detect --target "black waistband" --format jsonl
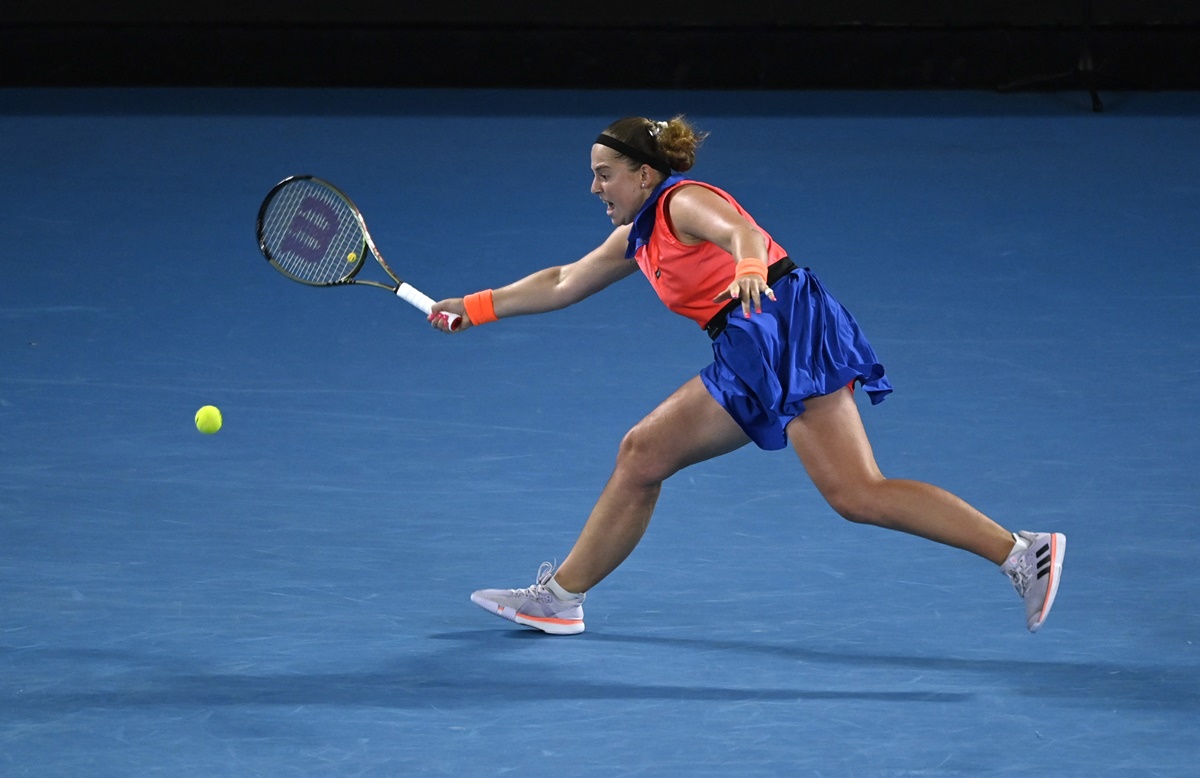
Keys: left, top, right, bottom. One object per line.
{"left": 705, "top": 257, "right": 799, "bottom": 340}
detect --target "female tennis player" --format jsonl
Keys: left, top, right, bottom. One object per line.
{"left": 430, "top": 115, "right": 1065, "bottom": 635}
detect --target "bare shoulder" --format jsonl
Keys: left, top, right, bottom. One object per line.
{"left": 599, "top": 224, "right": 634, "bottom": 255}
{"left": 663, "top": 184, "right": 743, "bottom": 245}
{"left": 561, "top": 225, "right": 638, "bottom": 295}
{"left": 664, "top": 182, "right": 732, "bottom": 216}
{"left": 580, "top": 224, "right": 635, "bottom": 265}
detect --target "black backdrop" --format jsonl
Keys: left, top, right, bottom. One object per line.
{"left": 3, "top": 1, "right": 1198, "bottom": 89}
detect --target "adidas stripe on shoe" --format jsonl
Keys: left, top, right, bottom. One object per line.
{"left": 1001, "top": 531, "right": 1066, "bottom": 632}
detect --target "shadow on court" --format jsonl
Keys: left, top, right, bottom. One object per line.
{"left": 4, "top": 632, "right": 1194, "bottom": 718}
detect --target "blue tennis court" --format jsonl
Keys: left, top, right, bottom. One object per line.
{"left": 2, "top": 87, "right": 1197, "bottom": 776}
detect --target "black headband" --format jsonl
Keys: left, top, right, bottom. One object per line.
{"left": 594, "top": 134, "right": 671, "bottom": 175}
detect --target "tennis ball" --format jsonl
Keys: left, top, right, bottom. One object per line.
{"left": 347, "top": 251, "right": 358, "bottom": 262}
{"left": 195, "top": 405, "right": 222, "bottom": 435}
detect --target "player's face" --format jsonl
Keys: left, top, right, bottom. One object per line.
{"left": 590, "top": 145, "right": 653, "bottom": 226}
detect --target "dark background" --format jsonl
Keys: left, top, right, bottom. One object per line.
{"left": 2, "top": 1, "right": 1198, "bottom": 89}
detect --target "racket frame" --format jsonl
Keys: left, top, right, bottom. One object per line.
{"left": 256, "top": 175, "right": 459, "bottom": 328}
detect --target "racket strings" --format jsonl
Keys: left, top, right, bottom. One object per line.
{"left": 261, "top": 180, "right": 365, "bottom": 285}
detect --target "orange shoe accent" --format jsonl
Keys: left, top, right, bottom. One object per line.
{"left": 520, "top": 613, "right": 582, "bottom": 626}
{"left": 1039, "top": 534, "right": 1060, "bottom": 623}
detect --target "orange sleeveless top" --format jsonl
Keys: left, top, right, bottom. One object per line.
{"left": 632, "top": 181, "right": 790, "bottom": 328}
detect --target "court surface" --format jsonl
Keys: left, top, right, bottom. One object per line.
{"left": 2, "top": 88, "right": 1198, "bottom": 776}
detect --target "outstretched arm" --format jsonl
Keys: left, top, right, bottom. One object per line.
{"left": 430, "top": 226, "right": 639, "bottom": 331}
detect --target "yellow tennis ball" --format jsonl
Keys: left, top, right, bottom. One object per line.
{"left": 347, "top": 251, "right": 358, "bottom": 262}
{"left": 195, "top": 405, "right": 222, "bottom": 435}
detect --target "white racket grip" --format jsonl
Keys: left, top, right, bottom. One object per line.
{"left": 396, "top": 282, "right": 461, "bottom": 331}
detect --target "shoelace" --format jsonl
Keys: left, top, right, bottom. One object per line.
{"left": 509, "top": 561, "right": 556, "bottom": 598}
{"left": 1005, "top": 561, "right": 1033, "bottom": 597}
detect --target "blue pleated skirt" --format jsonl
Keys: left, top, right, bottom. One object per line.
{"left": 699, "top": 267, "right": 892, "bottom": 450}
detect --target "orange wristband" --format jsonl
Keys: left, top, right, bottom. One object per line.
{"left": 735, "top": 257, "right": 768, "bottom": 281}
{"left": 463, "top": 289, "right": 498, "bottom": 326}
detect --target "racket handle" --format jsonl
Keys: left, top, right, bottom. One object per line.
{"left": 396, "top": 282, "right": 462, "bottom": 331}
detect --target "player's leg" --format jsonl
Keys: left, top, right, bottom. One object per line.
{"left": 551, "top": 375, "right": 752, "bottom": 593}
{"left": 470, "top": 376, "right": 749, "bottom": 634}
{"left": 785, "top": 385, "right": 1014, "bottom": 562}
{"left": 786, "top": 386, "right": 1065, "bottom": 631}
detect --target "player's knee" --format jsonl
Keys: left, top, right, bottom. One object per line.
{"left": 823, "top": 480, "right": 887, "bottom": 526}
{"left": 614, "top": 425, "right": 676, "bottom": 485}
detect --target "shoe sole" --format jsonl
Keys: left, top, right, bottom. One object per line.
{"left": 470, "top": 592, "right": 585, "bottom": 636}
{"left": 1029, "top": 533, "right": 1066, "bottom": 633}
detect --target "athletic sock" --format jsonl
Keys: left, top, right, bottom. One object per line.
{"left": 546, "top": 577, "right": 584, "bottom": 602}
{"left": 1009, "top": 532, "right": 1031, "bottom": 555}
{"left": 1001, "top": 532, "right": 1031, "bottom": 569}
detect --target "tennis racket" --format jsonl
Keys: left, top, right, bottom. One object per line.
{"left": 256, "top": 175, "right": 460, "bottom": 330}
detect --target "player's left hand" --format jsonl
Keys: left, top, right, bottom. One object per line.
{"left": 713, "top": 275, "right": 775, "bottom": 318}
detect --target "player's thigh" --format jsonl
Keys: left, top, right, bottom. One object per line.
{"left": 786, "top": 386, "right": 884, "bottom": 502}
{"left": 621, "top": 376, "right": 751, "bottom": 480}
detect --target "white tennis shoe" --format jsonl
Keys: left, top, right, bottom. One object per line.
{"left": 1001, "top": 531, "right": 1066, "bottom": 632}
{"left": 470, "top": 562, "right": 586, "bottom": 635}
